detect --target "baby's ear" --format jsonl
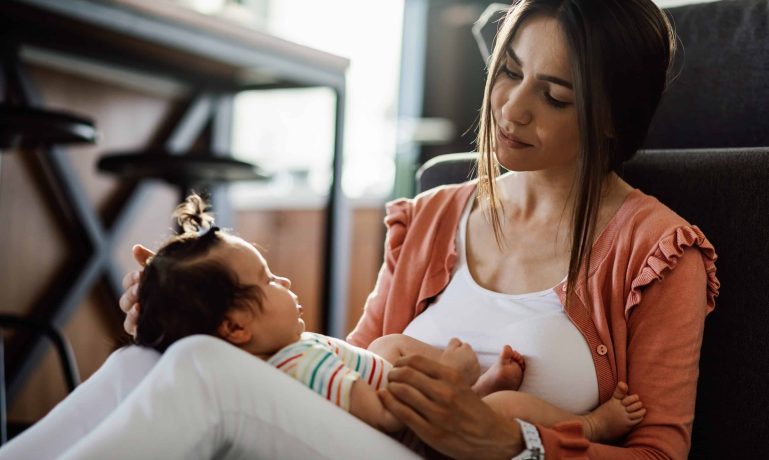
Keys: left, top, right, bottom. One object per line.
{"left": 217, "top": 309, "right": 253, "bottom": 345}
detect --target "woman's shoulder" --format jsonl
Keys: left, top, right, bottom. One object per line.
{"left": 592, "top": 187, "right": 716, "bottom": 280}
{"left": 611, "top": 188, "right": 696, "bottom": 243}
{"left": 604, "top": 189, "right": 720, "bottom": 313}
{"left": 602, "top": 188, "right": 718, "bottom": 286}
{"left": 384, "top": 180, "right": 477, "bottom": 227}
{"left": 387, "top": 180, "right": 477, "bottom": 211}
{"left": 623, "top": 189, "right": 689, "bottom": 226}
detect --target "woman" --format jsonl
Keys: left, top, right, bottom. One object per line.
{"left": 344, "top": 2, "right": 717, "bottom": 458}
{"left": 0, "top": 0, "right": 717, "bottom": 458}
{"left": 346, "top": 0, "right": 722, "bottom": 458}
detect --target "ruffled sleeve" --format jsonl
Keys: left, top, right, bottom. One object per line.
{"left": 625, "top": 225, "right": 720, "bottom": 316}
{"left": 346, "top": 199, "right": 413, "bottom": 348}
{"left": 382, "top": 198, "right": 412, "bottom": 273}
{"left": 347, "top": 183, "right": 475, "bottom": 347}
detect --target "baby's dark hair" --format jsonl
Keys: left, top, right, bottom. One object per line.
{"left": 134, "top": 194, "right": 262, "bottom": 352}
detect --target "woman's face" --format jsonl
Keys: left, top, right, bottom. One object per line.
{"left": 491, "top": 14, "right": 579, "bottom": 173}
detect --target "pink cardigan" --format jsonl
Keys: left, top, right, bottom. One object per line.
{"left": 347, "top": 181, "right": 719, "bottom": 459}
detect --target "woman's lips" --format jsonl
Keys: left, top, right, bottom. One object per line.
{"left": 498, "top": 128, "right": 533, "bottom": 149}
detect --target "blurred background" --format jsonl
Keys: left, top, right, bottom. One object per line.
{"left": 0, "top": 0, "right": 710, "bottom": 433}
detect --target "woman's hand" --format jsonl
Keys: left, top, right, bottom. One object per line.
{"left": 439, "top": 338, "right": 481, "bottom": 387}
{"left": 379, "top": 354, "right": 523, "bottom": 460}
{"left": 118, "top": 244, "right": 154, "bottom": 336}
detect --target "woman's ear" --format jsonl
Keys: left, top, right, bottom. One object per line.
{"left": 217, "top": 309, "right": 253, "bottom": 345}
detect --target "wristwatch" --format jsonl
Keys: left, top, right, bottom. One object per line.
{"left": 510, "top": 418, "right": 544, "bottom": 460}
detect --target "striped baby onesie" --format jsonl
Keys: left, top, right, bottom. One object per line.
{"left": 267, "top": 332, "right": 392, "bottom": 411}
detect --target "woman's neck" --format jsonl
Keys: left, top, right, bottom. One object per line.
{"left": 495, "top": 168, "right": 579, "bottom": 223}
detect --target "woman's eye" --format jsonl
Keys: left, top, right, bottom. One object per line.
{"left": 502, "top": 67, "right": 521, "bottom": 80}
{"left": 544, "top": 92, "right": 570, "bottom": 109}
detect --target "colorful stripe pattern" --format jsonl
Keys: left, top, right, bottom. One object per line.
{"left": 267, "top": 332, "right": 392, "bottom": 411}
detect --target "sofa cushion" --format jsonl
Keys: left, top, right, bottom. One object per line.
{"left": 645, "top": 0, "right": 769, "bottom": 148}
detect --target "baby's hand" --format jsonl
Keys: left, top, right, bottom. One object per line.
{"left": 119, "top": 244, "right": 154, "bottom": 336}
{"left": 439, "top": 338, "right": 480, "bottom": 387}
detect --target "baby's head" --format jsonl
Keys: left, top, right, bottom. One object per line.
{"left": 134, "top": 194, "right": 305, "bottom": 356}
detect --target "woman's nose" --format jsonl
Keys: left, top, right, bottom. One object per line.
{"left": 499, "top": 86, "right": 533, "bottom": 126}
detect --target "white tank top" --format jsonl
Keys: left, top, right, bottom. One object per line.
{"left": 402, "top": 196, "right": 599, "bottom": 414}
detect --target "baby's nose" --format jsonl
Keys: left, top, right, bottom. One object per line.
{"left": 276, "top": 275, "right": 291, "bottom": 289}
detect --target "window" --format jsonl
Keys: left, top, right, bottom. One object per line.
{"left": 227, "top": 0, "right": 405, "bottom": 208}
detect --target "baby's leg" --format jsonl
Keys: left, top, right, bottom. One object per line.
{"left": 473, "top": 345, "right": 525, "bottom": 397}
{"left": 367, "top": 334, "right": 443, "bottom": 364}
{"left": 483, "top": 390, "right": 578, "bottom": 431}
{"left": 0, "top": 346, "right": 160, "bottom": 460}
{"left": 483, "top": 382, "right": 645, "bottom": 442}
{"left": 368, "top": 335, "right": 479, "bottom": 387}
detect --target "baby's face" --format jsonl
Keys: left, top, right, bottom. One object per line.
{"left": 215, "top": 235, "right": 305, "bottom": 356}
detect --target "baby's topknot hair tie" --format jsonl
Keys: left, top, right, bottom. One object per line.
{"left": 199, "top": 225, "right": 220, "bottom": 239}
{"left": 173, "top": 193, "right": 215, "bottom": 234}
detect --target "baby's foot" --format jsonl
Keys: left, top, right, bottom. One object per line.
{"left": 580, "top": 382, "right": 646, "bottom": 442}
{"left": 472, "top": 345, "right": 525, "bottom": 397}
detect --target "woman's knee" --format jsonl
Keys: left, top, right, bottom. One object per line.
{"left": 74, "top": 345, "right": 160, "bottom": 402}
{"left": 163, "top": 335, "right": 234, "bottom": 365}
{"left": 108, "top": 345, "right": 161, "bottom": 370}
{"left": 160, "top": 335, "right": 258, "bottom": 382}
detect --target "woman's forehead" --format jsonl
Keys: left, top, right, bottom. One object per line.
{"left": 509, "top": 15, "right": 571, "bottom": 76}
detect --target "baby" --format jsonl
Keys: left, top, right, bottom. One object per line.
{"left": 135, "top": 194, "right": 644, "bottom": 440}
{"left": 134, "top": 194, "right": 415, "bottom": 432}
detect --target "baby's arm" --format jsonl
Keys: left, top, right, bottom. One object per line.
{"left": 483, "top": 382, "right": 645, "bottom": 442}
{"left": 305, "top": 335, "right": 403, "bottom": 433}
{"left": 349, "top": 380, "right": 404, "bottom": 432}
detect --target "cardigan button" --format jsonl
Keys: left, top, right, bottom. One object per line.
{"left": 596, "top": 344, "right": 608, "bottom": 356}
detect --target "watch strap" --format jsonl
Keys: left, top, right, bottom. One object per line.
{"left": 510, "top": 418, "right": 544, "bottom": 460}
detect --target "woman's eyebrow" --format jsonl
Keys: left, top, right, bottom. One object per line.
{"left": 506, "top": 47, "right": 573, "bottom": 90}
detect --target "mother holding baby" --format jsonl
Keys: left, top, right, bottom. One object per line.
{"left": 0, "top": 0, "right": 718, "bottom": 458}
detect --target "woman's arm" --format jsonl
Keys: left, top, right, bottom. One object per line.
{"left": 536, "top": 247, "right": 709, "bottom": 458}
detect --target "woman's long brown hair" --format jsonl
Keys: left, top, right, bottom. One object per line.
{"left": 476, "top": 0, "right": 675, "bottom": 302}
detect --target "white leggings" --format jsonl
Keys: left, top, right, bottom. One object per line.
{"left": 0, "top": 336, "right": 419, "bottom": 460}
